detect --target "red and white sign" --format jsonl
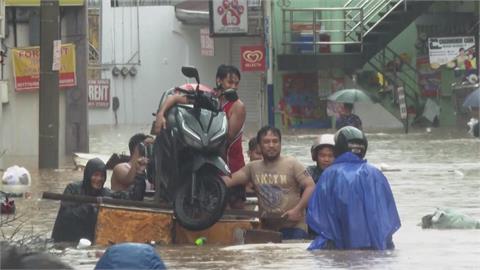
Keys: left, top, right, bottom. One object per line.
{"left": 240, "top": 45, "right": 265, "bottom": 72}
{"left": 88, "top": 79, "right": 110, "bottom": 108}
{"left": 210, "top": 0, "right": 248, "bottom": 36}
{"left": 200, "top": 28, "right": 214, "bottom": 56}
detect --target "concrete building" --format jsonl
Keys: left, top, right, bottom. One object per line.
{"left": 0, "top": 0, "right": 88, "bottom": 170}
{"left": 89, "top": 1, "right": 265, "bottom": 137}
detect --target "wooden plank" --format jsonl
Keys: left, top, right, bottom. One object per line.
{"left": 42, "top": 192, "right": 172, "bottom": 210}
{"left": 43, "top": 191, "right": 266, "bottom": 219}
{"left": 174, "top": 219, "right": 260, "bottom": 245}
{"left": 95, "top": 205, "right": 173, "bottom": 245}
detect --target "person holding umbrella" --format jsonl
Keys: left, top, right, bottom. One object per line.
{"left": 328, "top": 89, "right": 372, "bottom": 130}
{"left": 336, "top": 103, "right": 362, "bottom": 130}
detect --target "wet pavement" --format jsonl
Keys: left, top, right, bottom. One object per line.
{"left": 2, "top": 125, "right": 479, "bottom": 269}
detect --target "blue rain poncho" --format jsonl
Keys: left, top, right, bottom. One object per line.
{"left": 307, "top": 152, "right": 401, "bottom": 250}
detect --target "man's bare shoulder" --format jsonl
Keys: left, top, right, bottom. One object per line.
{"left": 234, "top": 99, "right": 245, "bottom": 108}
{"left": 113, "top": 162, "right": 130, "bottom": 172}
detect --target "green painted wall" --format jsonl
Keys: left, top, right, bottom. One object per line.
{"left": 271, "top": 0, "right": 348, "bottom": 128}
{"left": 270, "top": 0, "right": 477, "bottom": 128}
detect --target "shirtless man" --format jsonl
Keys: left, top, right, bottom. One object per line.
{"left": 110, "top": 133, "right": 151, "bottom": 192}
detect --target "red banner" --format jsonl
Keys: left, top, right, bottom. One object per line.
{"left": 240, "top": 45, "right": 265, "bottom": 72}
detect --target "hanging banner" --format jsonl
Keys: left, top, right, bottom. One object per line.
{"left": 209, "top": 0, "right": 248, "bottom": 36}
{"left": 52, "top": 40, "right": 61, "bottom": 71}
{"left": 11, "top": 43, "right": 77, "bottom": 92}
{"left": 200, "top": 27, "right": 214, "bottom": 56}
{"left": 428, "top": 36, "right": 475, "bottom": 69}
{"left": 240, "top": 45, "right": 265, "bottom": 72}
{"left": 88, "top": 79, "right": 110, "bottom": 108}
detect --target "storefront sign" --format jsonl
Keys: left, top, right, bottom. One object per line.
{"left": 11, "top": 43, "right": 77, "bottom": 91}
{"left": 428, "top": 36, "right": 475, "bottom": 69}
{"left": 200, "top": 28, "right": 214, "bottom": 56}
{"left": 88, "top": 79, "right": 110, "bottom": 108}
{"left": 209, "top": 0, "right": 248, "bottom": 36}
{"left": 240, "top": 45, "right": 265, "bottom": 72}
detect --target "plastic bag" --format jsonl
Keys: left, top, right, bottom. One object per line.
{"left": 421, "top": 208, "right": 480, "bottom": 229}
{"left": 1, "top": 165, "right": 31, "bottom": 193}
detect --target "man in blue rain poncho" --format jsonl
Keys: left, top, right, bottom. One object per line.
{"left": 307, "top": 126, "right": 401, "bottom": 250}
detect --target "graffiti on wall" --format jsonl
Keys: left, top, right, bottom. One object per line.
{"left": 278, "top": 73, "right": 330, "bottom": 129}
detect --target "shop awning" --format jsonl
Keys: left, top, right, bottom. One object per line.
{"left": 6, "top": 0, "right": 84, "bottom": 6}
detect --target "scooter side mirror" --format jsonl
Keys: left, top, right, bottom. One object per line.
{"left": 181, "top": 66, "right": 200, "bottom": 85}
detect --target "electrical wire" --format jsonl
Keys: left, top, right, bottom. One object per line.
{"left": 112, "top": 4, "right": 116, "bottom": 64}
{"left": 122, "top": 5, "right": 125, "bottom": 65}
{"left": 130, "top": 2, "right": 133, "bottom": 64}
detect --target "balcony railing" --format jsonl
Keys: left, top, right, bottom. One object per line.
{"left": 281, "top": 0, "right": 405, "bottom": 54}
{"left": 281, "top": 7, "right": 363, "bottom": 54}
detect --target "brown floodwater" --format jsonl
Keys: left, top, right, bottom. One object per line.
{"left": 2, "top": 125, "right": 480, "bottom": 269}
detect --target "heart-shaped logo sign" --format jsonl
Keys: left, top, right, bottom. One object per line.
{"left": 242, "top": 50, "right": 263, "bottom": 63}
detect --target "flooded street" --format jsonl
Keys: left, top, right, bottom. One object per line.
{"left": 3, "top": 125, "right": 480, "bottom": 269}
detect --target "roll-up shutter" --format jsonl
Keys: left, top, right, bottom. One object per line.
{"left": 231, "top": 36, "right": 263, "bottom": 134}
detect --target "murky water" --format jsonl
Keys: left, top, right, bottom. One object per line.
{"left": 3, "top": 125, "right": 480, "bottom": 269}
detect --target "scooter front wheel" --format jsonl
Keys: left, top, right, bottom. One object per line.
{"left": 173, "top": 170, "right": 227, "bottom": 231}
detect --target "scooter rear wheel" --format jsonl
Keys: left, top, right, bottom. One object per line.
{"left": 174, "top": 170, "right": 227, "bottom": 231}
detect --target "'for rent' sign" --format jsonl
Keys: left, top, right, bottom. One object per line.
{"left": 88, "top": 79, "right": 110, "bottom": 108}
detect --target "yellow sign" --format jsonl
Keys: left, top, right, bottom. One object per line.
{"left": 11, "top": 43, "right": 77, "bottom": 91}
{"left": 6, "top": 0, "right": 84, "bottom": 6}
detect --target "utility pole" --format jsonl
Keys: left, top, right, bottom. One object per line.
{"left": 39, "top": 0, "right": 60, "bottom": 168}
{"left": 265, "top": 0, "right": 274, "bottom": 127}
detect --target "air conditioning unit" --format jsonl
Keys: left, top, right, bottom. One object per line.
{"left": 0, "top": 0, "right": 4, "bottom": 39}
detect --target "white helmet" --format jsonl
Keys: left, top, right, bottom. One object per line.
{"left": 310, "top": 134, "right": 335, "bottom": 161}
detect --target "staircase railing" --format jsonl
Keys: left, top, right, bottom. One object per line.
{"left": 376, "top": 49, "right": 416, "bottom": 89}
{"left": 367, "top": 45, "right": 422, "bottom": 108}
{"left": 363, "top": 0, "right": 406, "bottom": 37}
{"left": 344, "top": 0, "right": 405, "bottom": 41}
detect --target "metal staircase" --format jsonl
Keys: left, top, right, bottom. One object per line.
{"left": 345, "top": 0, "right": 433, "bottom": 60}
